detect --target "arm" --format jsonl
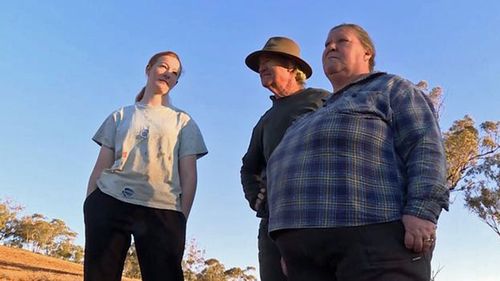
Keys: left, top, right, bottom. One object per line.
{"left": 392, "top": 86, "right": 449, "bottom": 221}
{"left": 86, "top": 146, "right": 114, "bottom": 197}
{"left": 179, "top": 155, "right": 197, "bottom": 220}
{"left": 240, "top": 125, "right": 266, "bottom": 212}
{"left": 391, "top": 85, "right": 448, "bottom": 252}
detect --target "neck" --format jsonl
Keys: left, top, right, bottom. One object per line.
{"left": 331, "top": 72, "right": 369, "bottom": 93}
{"left": 272, "top": 83, "right": 304, "bottom": 99}
{"left": 140, "top": 86, "right": 168, "bottom": 106}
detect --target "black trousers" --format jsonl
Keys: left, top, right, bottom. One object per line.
{"left": 83, "top": 189, "right": 186, "bottom": 281}
{"left": 275, "top": 221, "right": 432, "bottom": 281}
{"left": 258, "top": 219, "right": 287, "bottom": 281}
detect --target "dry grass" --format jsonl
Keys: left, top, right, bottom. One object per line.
{"left": 0, "top": 245, "right": 139, "bottom": 281}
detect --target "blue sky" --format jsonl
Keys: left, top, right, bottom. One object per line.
{"left": 1, "top": 1, "right": 499, "bottom": 280}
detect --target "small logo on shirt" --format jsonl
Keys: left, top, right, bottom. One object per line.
{"left": 138, "top": 127, "right": 149, "bottom": 139}
{"left": 121, "top": 187, "right": 135, "bottom": 198}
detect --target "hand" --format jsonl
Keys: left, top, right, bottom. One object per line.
{"left": 402, "top": 214, "right": 437, "bottom": 253}
{"left": 253, "top": 188, "right": 266, "bottom": 210}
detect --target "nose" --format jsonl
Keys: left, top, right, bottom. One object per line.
{"left": 162, "top": 71, "right": 173, "bottom": 80}
{"left": 323, "top": 44, "right": 336, "bottom": 58}
{"left": 325, "top": 42, "right": 336, "bottom": 52}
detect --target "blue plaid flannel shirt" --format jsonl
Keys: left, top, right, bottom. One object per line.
{"left": 266, "top": 72, "right": 449, "bottom": 233}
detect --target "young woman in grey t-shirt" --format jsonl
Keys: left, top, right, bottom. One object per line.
{"left": 84, "top": 51, "right": 208, "bottom": 281}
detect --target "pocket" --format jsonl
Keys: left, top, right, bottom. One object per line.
{"left": 180, "top": 211, "right": 187, "bottom": 225}
{"left": 83, "top": 188, "right": 100, "bottom": 212}
{"left": 334, "top": 90, "right": 390, "bottom": 121}
{"left": 360, "top": 221, "right": 422, "bottom": 267}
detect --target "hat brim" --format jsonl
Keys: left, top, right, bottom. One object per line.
{"left": 245, "top": 50, "right": 312, "bottom": 79}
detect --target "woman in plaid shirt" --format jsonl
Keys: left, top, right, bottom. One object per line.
{"left": 266, "top": 24, "right": 449, "bottom": 281}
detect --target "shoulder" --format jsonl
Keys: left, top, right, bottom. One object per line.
{"left": 375, "top": 74, "right": 434, "bottom": 111}
{"left": 107, "top": 104, "right": 136, "bottom": 120}
{"left": 373, "top": 73, "right": 416, "bottom": 90}
{"left": 304, "top": 87, "right": 331, "bottom": 97}
{"left": 166, "top": 104, "right": 188, "bottom": 116}
{"left": 301, "top": 88, "right": 332, "bottom": 104}
{"left": 167, "top": 105, "right": 204, "bottom": 131}
{"left": 358, "top": 73, "right": 421, "bottom": 98}
{"left": 158, "top": 104, "right": 191, "bottom": 122}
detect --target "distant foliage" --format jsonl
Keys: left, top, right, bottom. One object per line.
{"left": 443, "top": 117, "right": 500, "bottom": 236}
{"left": 1, "top": 199, "right": 256, "bottom": 278}
{"left": 416, "top": 80, "right": 443, "bottom": 120}
{"left": 183, "top": 239, "right": 207, "bottom": 281}
{"left": 122, "top": 239, "right": 257, "bottom": 280}
{"left": 0, "top": 199, "right": 22, "bottom": 242}
{"left": 123, "top": 243, "right": 141, "bottom": 278}
{"left": 0, "top": 200, "right": 83, "bottom": 263}
{"left": 182, "top": 239, "right": 257, "bottom": 281}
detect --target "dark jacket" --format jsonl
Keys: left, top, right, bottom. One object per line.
{"left": 240, "top": 87, "right": 330, "bottom": 217}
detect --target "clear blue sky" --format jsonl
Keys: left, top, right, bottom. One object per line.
{"left": 1, "top": 1, "right": 499, "bottom": 280}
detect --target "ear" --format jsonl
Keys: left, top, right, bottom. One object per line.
{"left": 363, "top": 49, "right": 372, "bottom": 62}
{"left": 145, "top": 65, "right": 151, "bottom": 76}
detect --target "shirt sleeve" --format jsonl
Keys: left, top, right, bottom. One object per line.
{"left": 240, "top": 121, "right": 266, "bottom": 213}
{"left": 92, "top": 112, "right": 117, "bottom": 149}
{"left": 391, "top": 85, "right": 449, "bottom": 223}
{"left": 178, "top": 118, "right": 208, "bottom": 159}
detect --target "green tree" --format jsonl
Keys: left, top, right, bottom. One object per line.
{"left": 182, "top": 240, "right": 256, "bottom": 281}
{"left": 124, "top": 239, "right": 256, "bottom": 280}
{"left": 0, "top": 199, "right": 22, "bottom": 243}
{"left": 201, "top": 259, "right": 256, "bottom": 281}
{"left": 123, "top": 242, "right": 141, "bottom": 279}
{"left": 198, "top": 258, "right": 227, "bottom": 281}
{"left": 49, "top": 235, "right": 83, "bottom": 263}
{"left": 11, "top": 213, "right": 48, "bottom": 252}
{"left": 416, "top": 80, "right": 443, "bottom": 120}
{"left": 183, "top": 239, "right": 206, "bottom": 281}
{"left": 443, "top": 118, "right": 500, "bottom": 236}
{"left": 444, "top": 116, "right": 480, "bottom": 190}
{"left": 463, "top": 145, "right": 500, "bottom": 236}
{"left": 46, "top": 219, "right": 78, "bottom": 255}
{"left": 7, "top": 212, "right": 81, "bottom": 256}
{"left": 1, "top": 198, "right": 84, "bottom": 263}
{"left": 224, "top": 266, "right": 257, "bottom": 281}
{"left": 52, "top": 238, "right": 84, "bottom": 263}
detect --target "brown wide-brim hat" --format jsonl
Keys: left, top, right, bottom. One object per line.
{"left": 245, "top": 36, "right": 312, "bottom": 78}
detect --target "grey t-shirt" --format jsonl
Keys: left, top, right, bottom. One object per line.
{"left": 93, "top": 103, "right": 208, "bottom": 211}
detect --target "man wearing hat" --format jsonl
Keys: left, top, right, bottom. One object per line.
{"left": 240, "top": 36, "right": 330, "bottom": 281}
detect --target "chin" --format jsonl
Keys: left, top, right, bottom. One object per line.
{"left": 325, "top": 66, "right": 343, "bottom": 76}
{"left": 152, "top": 87, "right": 169, "bottom": 95}
{"left": 260, "top": 81, "right": 272, "bottom": 88}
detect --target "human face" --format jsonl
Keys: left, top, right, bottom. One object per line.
{"left": 258, "top": 55, "right": 295, "bottom": 97}
{"left": 322, "top": 27, "right": 372, "bottom": 81}
{"left": 145, "top": 55, "right": 181, "bottom": 95}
